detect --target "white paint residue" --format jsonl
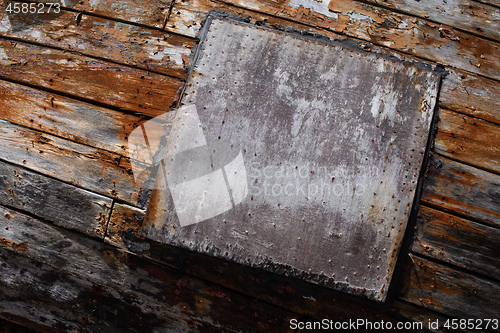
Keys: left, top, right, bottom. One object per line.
{"left": 0, "top": 16, "right": 11, "bottom": 32}
{"left": 274, "top": 67, "right": 293, "bottom": 98}
{"left": 88, "top": 0, "right": 99, "bottom": 8}
{"left": 289, "top": 0, "right": 337, "bottom": 19}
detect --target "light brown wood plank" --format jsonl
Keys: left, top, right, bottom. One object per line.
{"left": 434, "top": 108, "right": 500, "bottom": 174}
{"left": 0, "top": 121, "right": 141, "bottom": 206}
{"left": 0, "top": 38, "right": 183, "bottom": 117}
{"left": 9, "top": 0, "right": 172, "bottom": 29}
{"left": 0, "top": 161, "right": 111, "bottom": 238}
{"left": 202, "top": 0, "right": 500, "bottom": 80}
{"left": 0, "top": 8, "right": 195, "bottom": 78}
{"left": 421, "top": 153, "right": 500, "bottom": 228}
{"left": 0, "top": 206, "right": 302, "bottom": 333}
{"left": 400, "top": 254, "right": 500, "bottom": 319}
{"left": 0, "top": 80, "right": 142, "bottom": 155}
{"left": 364, "top": 0, "right": 500, "bottom": 42}
{"left": 439, "top": 68, "right": 500, "bottom": 125}
{"left": 412, "top": 206, "right": 500, "bottom": 280}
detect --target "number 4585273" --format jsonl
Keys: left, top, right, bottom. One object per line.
{"left": 6, "top": 2, "right": 61, "bottom": 14}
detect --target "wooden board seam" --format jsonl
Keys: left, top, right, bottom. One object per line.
{"left": 419, "top": 201, "right": 500, "bottom": 232}
{"left": 0, "top": 33, "right": 188, "bottom": 80}
{"left": 13, "top": 0, "right": 172, "bottom": 31}
{"left": 408, "top": 251, "right": 500, "bottom": 290}
{"left": 438, "top": 105, "right": 500, "bottom": 127}
{"left": 432, "top": 149, "right": 500, "bottom": 177}
{"left": 353, "top": 0, "right": 500, "bottom": 44}
{"left": 0, "top": 156, "right": 143, "bottom": 210}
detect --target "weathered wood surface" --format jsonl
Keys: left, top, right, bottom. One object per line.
{"left": 439, "top": 69, "right": 500, "bottom": 125}
{"left": 474, "top": 0, "right": 500, "bottom": 9}
{"left": 413, "top": 206, "right": 500, "bottom": 280}
{"left": 435, "top": 108, "right": 500, "bottom": 174}
{"left": 204, "top": 0, "right": 500, "bottom": 80}
{"left": 400, "top": 254, "right": 500, "bottom": 320}
{"left": 0, "top": 6, "right": 194, "bottom": 78}
{"left": 106, "top": 203, "right": 145, "bottom": 248}
{"left": 361, "top": 0, "right": 500, "bottom": 42}
{"left": 0, "top": 206, "right": 302, "bottom": 332}
{"left": 0, "top": 38, "right": 183, "bottom": 116}
{"left": 0, "top": 80, "right": 142, "bottom": 156}
{"left": 421, "top": 153, "right": 500, "bottom": 228}
{"left": 12, "top": 0, "right": 172, "bottom": 29}
{"left": 0, "top": 121, "right": 140, "bottom": 206}
{"left": 0, "top": 161, "right": 111, "bottom": 238}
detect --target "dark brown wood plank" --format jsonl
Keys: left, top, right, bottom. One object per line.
{"left": 435, "top": 108, "right": 500, "bottom": 174}
{"left": 412, "top": 206, "right": 500, "bottom": 280}
{"left": 362, "top": 0, "right": 500, "bottom": 42}
{"left": 0, "top": 121, "right": 141, "bottom": 206}
{"left": 0, "top": 206, "right": 303, "bottom": 332}
{"left": 400, "top": 254, "right": 500, "bottom": 320}
{"left": 421, "top": 153, "right": 500, "bottom": 228}
{"left": 0, "top": 7, "right": 195, "bottom": 78}
{"left": 439, "top": 69, "right": 500, "bottom": 125}
{"left": 0, "top": 250, "right": 219, "bottom": 333}
{"left": 0, "top": 80, "right": 142, "bottom": 155}
{"left": 0, "top": 38, "right": 183, "bottom": 117}
{"left": 9, "top": 0, "right": 172, "bottom": 29}
{"left": 201, "top": 0, "right": 500, "bottom": 80}
{"left": 0, "top": 161, "right": 111, "bottom": 238}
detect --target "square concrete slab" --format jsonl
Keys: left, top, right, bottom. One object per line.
{"left": 140, "top": 15, "right": 440, "bottom": 301}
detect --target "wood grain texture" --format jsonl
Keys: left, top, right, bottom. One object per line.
{"left": 439, "top": 69, "right": 500, "bottom": 125}
{"left": 0, "top": 206, "right": 302, "bottom": 333}
{"left": 0, "top": 80, "right": 143, "bottom": 155}
{"left": 10, "top": 0, "right": 172, "bottom": 29}
{"left": 0, "top": 161, "right": 111, "bottom": 238}
{"left": 421, "top": 153, "right": 500, "bottom": 228}
{"left": 0, "top": 38, "right": 183, "bottom": 116}
{"left": 435, "top": 108, "right": 500, "bottom": 174}
{"left": 0, "top": 8, "right": 195, "bottom": 78}
{"left": 400, "top": 254, "right": 500, "bottom": 319}
{"left": 364, "top": 0, "right": 500, "bottom": 42}
{"left": 207, "top": 0, "right": 500, "bottom": 80}
{"left": 412, "top": 206, "right": 500, "bottom": 280}
{"left": 0, "top": 121, "right": 141, "bottom": 206}
{"left": 106, "top": 203, "right": 145, "bottom": 248}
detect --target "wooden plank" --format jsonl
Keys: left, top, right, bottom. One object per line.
{"left": 0, "top": 8, "right": 195, "bottom": 79}
{"left": 439, "top": 68, "right": 500, "bottom": 125}
{"left": 0, "top": 161, "right": 111, "bottom": 238}
{"left": 0, "top": 121, "right": 141, "bottom": 206}
{"left": 412, "top": 206, "right": 500, "bottom": 280}
{"left": 106, "top": 203, "right": 145, "bottom": 248}
{"left": 434, "top": 108, "right": 500, "bottom": 174}
{"left": 0, "top": 80, "right": 142, "bottom": 155}
{"left": 9, "top": 0, "right": 172, "bottom": 29}
{"left": 421, "top": 153, "right": 500, "bottom": 228}
{"left": 0, "top": 38, "right": 183, "bottom": 117}
{"left": 206, "top": 0, "right": 500, "bottom": 80}
{"left": 474, "top": 0, "right": 500, "bottom": 8}
{"left": 0, "top": 206, "right": 303, "bottom": 332}
{"left": 363, "top": 0, "right": 500, "bottom": 42}
{"left": 400, "top": 254, "right": 500, "bottom": 319}
{"left": 0, "top": 250, "right": 219, "bottom": 333}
